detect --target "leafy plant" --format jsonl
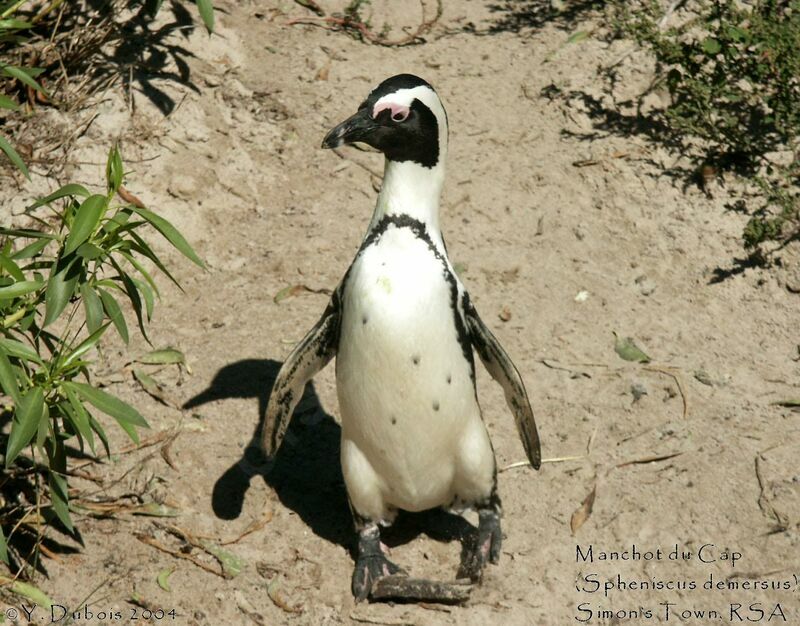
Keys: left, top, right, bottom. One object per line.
{"left": 610, "top": 0, "right": 800, "bottom": 252}
{"left": 0, "top": 145, "right": 202, "bottom": 570}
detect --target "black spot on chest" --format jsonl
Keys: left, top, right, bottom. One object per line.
{"left": 344, "top": 214, "right": 475, "bottom": 378}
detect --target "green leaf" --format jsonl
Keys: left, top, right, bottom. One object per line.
{"left": 120, "top": 250, "right": 160, "bottom": 296}
{"left": 0, "top": 227, "right": 57, "bottom": 240}
{"left": 81, "top": 283, "right": 104, "bottom": 334}
{"left": 130, "top": 206, "right": 204, "bottom": 267}
{"left": 88, "top": 412, "right": 111, "bottom": 456}
{"left": 0, "top": 63, "right": 47, "bottom": 95}
{"left": 131, "top": 277, "right": 154, "bottom": 320}
{"left": 118, "top": 270, "right": 149, "bottom": 343}
{"left": 137, "top": 347, "right": 185, "bottom": 365}
{"left": 133, "top": 502, "right": 180, "bottom": 517}
{"left": 613, "top": 332, "right": 651, "bottom": 363}
{"left": 98, "top": 287, "right": 128, "bottom": 344}
{"left": 0, "top": 279, "right": 41, "bottom": 298}
{"left": 128, "top": 234, "right": 181, "bottom": 289}
{"left": 106, "top": 144, "right": 124, "bottom": 194}
{"left": 64, "top": 194, "right": 108, "bottom": 255}
{"left": 76, "top": 242, "right": 105, "bottom": 260}
{"left": 702, "top": 38, "right": 721, "bottom": 55}
{"left": 566, "top": 30, "right": 590, "bottom": 45}
{"left": 62, "top": 322, "right": 110, "bottom": 368}
{"left": 0, "top": 252, "right": 25, "bottom": 280}
{"left": 0, "top": 133, "right": 29, "bottom": 179}
{"left": 43, "top": 256, "right": 79, "bottom": 327}
{"left": 6, "top": 386, "right": 44, "bottom": 466}
{"left": 62, "top": 388, "right": 96, "bottom": 454}
{"left": 157, "top": 567, "right": 175, "bottom": 592}
{"left": 0, "top": 337, "right": 44, "bottom": 364}
{"left": 0, "top": 94, "right": 19, "bottom": 110}
{"left": 0, "top": 525, "right": 8, "bottom": 565}
{"left": 200, "top": 540, "right": 243, "bottom": 578}
{"left": 48, "top": 470, "right": 73, "bottom": 531}
{"left": 11, "top": 237, "right": 50, "bottom": 261}
{"left": 196, "top": 0, "right": 214, "bottom": 32}
{"left": 29, "top": 183, "right": 91, "bottom": 209}
{"left": 64, "top": 381, "right": 149, "bottom": 441}
{"left": 0, "top": 345, "right": 21, "bottom": 404}
{"left": 0, "top": 18, "right": 33, "bottom": 29}
{"left": 0, "top": 577, "right": 54, "bottom": 609}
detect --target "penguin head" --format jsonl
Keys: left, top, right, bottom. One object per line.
{"left": 322, "top": 74, "right": 447, "bottom": 169}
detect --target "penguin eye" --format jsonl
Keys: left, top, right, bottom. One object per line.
{"left": 391, "top": 110, "right": 409, "bottom": 123}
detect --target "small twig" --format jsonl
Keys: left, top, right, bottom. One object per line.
{"left": 220, "top": 509, "right": 274, "bottom": 545}
{"left": 643, "top": 365, "right": 689, "bottom": 419}
{"left": 288, "top": 0, "right": 442, "bottom": 47}
{"left": 754, "top": 454, "right": 789, "bottom": 529}
{"left": 135, "top": 533, "right": 224, "bottom": 577}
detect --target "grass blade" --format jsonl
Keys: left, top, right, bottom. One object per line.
{"left": 0, "top": 133, "right": 29, "bottom": 179}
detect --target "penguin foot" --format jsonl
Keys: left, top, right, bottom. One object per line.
{"left": 457, "top": 507, "right": 502, "bottom": 582}
{"left": 352, "top": 524, "right": 406, "bottom": 601}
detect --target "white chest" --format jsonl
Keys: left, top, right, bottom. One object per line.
{"left": 335, "top": 225, "right": 486, "bottom": 511}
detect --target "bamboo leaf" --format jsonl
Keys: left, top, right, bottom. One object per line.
{"left": 64, "top": 194, "right": 107, "bottom": 255}
{"left": 0, "top": 337, "right": 44, "bottom": 364}
{"left": 0, "top": 345, "right": 21, "bottom": 404}
{"left": 29, "top": 183, "right": 91, "bottom": 209}
{"left": 64, "top": 381, "right": 149, "bottom": 440}
{"left": 62, "top": 322, "right": 110, "bottom": 368}
{"left": 130, "top": 206, "right": 204, "bottom": 268}
{"left": 81, "top": 283, "right": 104, "bottom": 333}
{"left": 6, "top": 386, "right": 44, "bottom": 466}
{"left": 0, "top": 252, "right": 24, "bottom": 280}
{"left": 196, "top": 0, "right": 214, "bottom": 32}
{"left": 0, "top": 279, "right": 42, "bottom": 298}
{"left": 97, "top": 287, "right": 128, "bottom": 344}
{"left": 43, "top": 257, "right": 79, "bottom": 327}
{"left": 63, "top": 388, "right": 96, "bottom": 454}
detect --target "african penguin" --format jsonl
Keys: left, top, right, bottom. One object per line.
{"left": 263, "top": 74, "right": 541, "bottom": 602}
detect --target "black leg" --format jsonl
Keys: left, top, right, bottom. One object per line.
{"left": 352, "top": 523, "right": 406, "bottom": 601}
{"left": 457, "top": 492, "right": 502, "bottom": 582}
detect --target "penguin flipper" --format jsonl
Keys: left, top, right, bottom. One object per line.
{"left": 262, "top": 295, "right": 340, "bottom": 459}
{"left": 464, "top": 299, "right": 541, "bottom": 470}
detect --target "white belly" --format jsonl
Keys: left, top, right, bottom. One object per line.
{"left": 336, "top": 226, "right": 493, "bottom": 518}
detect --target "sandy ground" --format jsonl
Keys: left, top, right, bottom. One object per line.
{"left": 1, "top": 1, "right": 800, "bottom": 624}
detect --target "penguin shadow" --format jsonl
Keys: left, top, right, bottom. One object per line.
{"left": 183, "top": 359, "right": 352, "bottom": 549}
{"left": 184, "top": 358, "right": 479, "bottom": 572}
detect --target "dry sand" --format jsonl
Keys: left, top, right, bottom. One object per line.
{"left": 1, "top": 1, "right": 799, "bottom": 624}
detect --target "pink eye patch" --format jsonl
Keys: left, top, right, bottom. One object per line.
{"left": 373, "top": 101, "right": 410, "bottom": 122}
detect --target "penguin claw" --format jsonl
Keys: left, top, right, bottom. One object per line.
{"left": 457, "top": 508, "right": 502, "bottom": 582}
{"left": 352, "top": 554, "right": 407, "bottom": 602}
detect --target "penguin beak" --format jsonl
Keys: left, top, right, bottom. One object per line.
{"left": 322, "top": 108, "right": 378, "bottom": 149}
